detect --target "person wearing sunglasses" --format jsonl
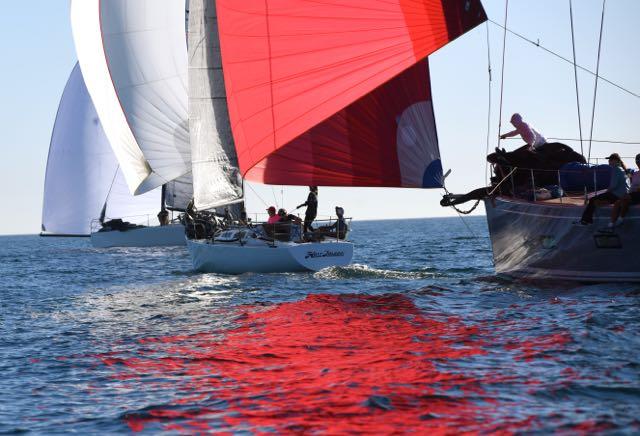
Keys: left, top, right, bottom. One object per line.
{"left": 610, "top": 153, "right": 640, "bottom": 227}
{"left": 580, "top": 153, "right": 630, "bottom": 225}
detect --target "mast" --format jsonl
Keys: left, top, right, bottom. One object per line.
{"left": 161, "top": 185, "right": 167, "bottom": 213}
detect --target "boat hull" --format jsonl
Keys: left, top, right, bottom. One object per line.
{"left": 187, "top": 239, "right": 353, "bottom": 274}
{"left": 90, "top": 224, "right": 186, "bottom": 248}
{"left": 484, "top": 197, "right": 640, "bottom": 282}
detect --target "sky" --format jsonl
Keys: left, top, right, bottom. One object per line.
{"left": 1, "top": 0, "right": 639, "bottom": 235}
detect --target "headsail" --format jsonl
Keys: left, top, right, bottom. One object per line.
{"left": 70, "top": 0, "right": 190, "bottom": 195}
{"left": 216, "top": 0, "right": 487, "bottom": 187}
{"left": 165, "top": 172, "right": 194, "bottom": 211}
{"left": 188, "top": 0, "right": 243, "bottom": 210}
{"left": 42, "top": 64, "right": 160, "bottom": 236}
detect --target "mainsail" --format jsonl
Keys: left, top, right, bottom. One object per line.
{"left": 41, "top": 64, "right": 160, "bottom": 236}
{"left": 215, "top": 0, "right": 487, "bottom": 188}
{"left": 70, "top": 0, "right": 190, "bottom": 195}
{"left": 188, "top": 0, "right": 243, "bottom": 210}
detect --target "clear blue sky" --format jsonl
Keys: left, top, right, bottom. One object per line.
{"left": 1, "top": 0, "right": 639, "bottom": 235}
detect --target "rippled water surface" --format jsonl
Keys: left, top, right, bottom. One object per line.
{"left": 1, "top": 217, "right": 639, "bottom": 433}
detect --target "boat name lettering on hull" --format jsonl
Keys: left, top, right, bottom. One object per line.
{"left": 305, "top": 250, "right": 345, "bottom": 259}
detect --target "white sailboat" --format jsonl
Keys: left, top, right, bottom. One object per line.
{"left": 183, "top": 0, "right": 486, "bottom": 273}
{"left": 183, "top": 0, "right": 351, "bottom": 273}
{"left": 41, "top": 63, "right": 163, "bottom": 240}
{"left": 70, "top": 0, "right": 193, "bottom": 247}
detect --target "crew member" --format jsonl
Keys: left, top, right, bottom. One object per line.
{"left": 266, "top": 206, "right": 280, "bottom": 224}
{"left": 580, "top": 153, "right": 630, "bottom": 225}
{"left": 611, "top": 153, "right": 640, "bottom": 226}
{"left": 297, "top": 186, "right": 318, "bottom": 233}
{"left": 499, "top": 113, "right": 546, "bottom": 149}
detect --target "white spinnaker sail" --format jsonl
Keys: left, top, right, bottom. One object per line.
{"left": 42, "top": 64, "right": 161, "bottom": 235}
{"left": 70, "top": 0, "right": 190, "bottom": 195}
{"left": 188, "top": 0, "right": 243, "bottom": 210}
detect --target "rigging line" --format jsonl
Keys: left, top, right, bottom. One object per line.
{"left": 487, "top": 19, "right": 640, "bottom": 100}
{"left": 440, "top": 188, "right": 480, "bottom": 237}
{"left": 485, "top": 22, "right": 493, "bottom": 185}
{"left": 104, "top": 165, "right": 121, "bottom": 208}
{"left": 569, "top": 0, "right": 584, "bottom": 157}
{"left": 502, "top": 137, "right": 640, "bottom": 144}
{"left": 246, "top": 183, "right": 270, "bottom": 209}
{"left": 271, "top": 186, "right": 279, "bottom": 208}
{"left": 547, "top": 137, "right": 640, "bottom": 145}
{"left": 455, "top": 209, "right": 479, "bottom": 239}
{"left": 588, "top": 0, "right": 607, "bottom": 164}
{"left": 496, "top": 0, "right": 509, "bottom": 147}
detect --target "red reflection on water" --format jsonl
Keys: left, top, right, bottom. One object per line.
{"left": 504, "top": 333, "right": 572, "bottom": 361}
{"left": 91, "top": 294, "right": 580, "bottom": 433}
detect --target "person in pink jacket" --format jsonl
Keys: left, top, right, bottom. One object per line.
{"left": 500, "top": 113, "right": 547, "bottom": 149}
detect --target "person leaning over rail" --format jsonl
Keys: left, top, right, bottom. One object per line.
{"left": 610, "top": 153, "right": 640, "bottom": 227}
{"left": 499, "top": 113, "right": 547, "bottom": 150}
{"left": 579, "top": 153, "right": 630, "bottom": 226}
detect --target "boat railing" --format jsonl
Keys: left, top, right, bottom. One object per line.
{"left": 250, "top": 217, "right": 352, "bottom": 246}
{"left": 490, "top": 163, "right": 628, "bottom": 205}
{"left": 186, "top": 216, "right": 352, "bottom": 245}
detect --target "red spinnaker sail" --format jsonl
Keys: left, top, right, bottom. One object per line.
{"left": 217, "top": 0, "right": 487, "bottom": 188}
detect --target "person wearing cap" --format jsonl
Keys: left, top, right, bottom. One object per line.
{"left": 316, "top": 206, "right": 349, "bottom": 239}
{"left": 277, "top": 208, "right": 302, "bottom": 224}
{"left": 580, "top": 153, "right": 630, "bottom": 225}
{"left": 611, "top": 153, "right": 640, "bottom": 226}
{"left": 270, "top": 208, "right": 302, "bottom": 241}
{"left": 297, "top": 186, "right": 318, "bottom": 233}
{"left": 266, "top": 206, "right": 280, "bottom": 224}
{"left": 499, "top": 113, "right": 547, "bottom": 149}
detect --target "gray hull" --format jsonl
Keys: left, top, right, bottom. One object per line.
{"left": 484, "top": 197, "right": 640, "bottom": 282}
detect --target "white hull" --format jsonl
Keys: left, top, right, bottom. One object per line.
{"left": 187, "top": 238, "right": 353, "bottom": 274}
{"left": 485, "top": 197, "right": 640, "bottom": 282}
{"left": 91, "top": 223, "right": 186, "bottom": 248}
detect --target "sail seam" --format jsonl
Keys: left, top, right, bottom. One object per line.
{"left": 264, "top": 0, "right": 278, "bottom": 155}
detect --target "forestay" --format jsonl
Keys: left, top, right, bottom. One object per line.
{"left": 216, "top": 0, "right": 487, "bottom": 188}
{"left": 41, "top": 64, "right": 160, "bottom": 236}
{"left": 188, "top": 0, "right": 243, "bottom": 210}
{"left": 70, "top": 0, "right": 190, "bottom": 195}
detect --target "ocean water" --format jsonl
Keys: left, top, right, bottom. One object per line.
{"left": 1, "top": 217, "right": 639, "bottom": 434}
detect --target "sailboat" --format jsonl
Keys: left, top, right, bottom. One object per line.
{"left": 442, "top": 2, "right": 640, "bottom": 282}
{"left": 69, "top": 0, "right": 194, "bottom": 248}
{"left": 41, "top": 63, "right": 164, "bottom": 241}
{"left": 183, "top": 0, "right": 487, "bottom": 273}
